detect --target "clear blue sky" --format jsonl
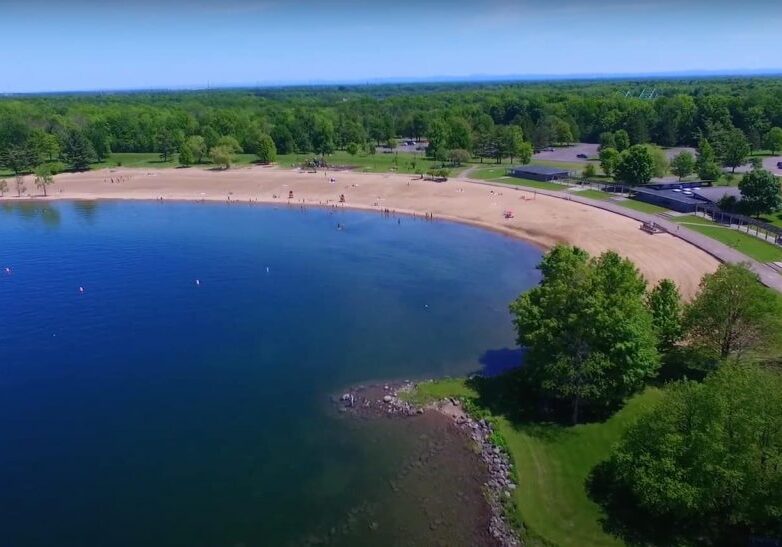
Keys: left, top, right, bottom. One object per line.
{"left": 1, "top": 0, "right": 780, "bottom": 92}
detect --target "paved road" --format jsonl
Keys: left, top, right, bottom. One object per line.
{"left": 462, "top": 177, "right": 782, "bottom": 294}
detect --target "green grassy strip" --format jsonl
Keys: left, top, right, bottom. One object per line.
{"left": 403, "top": 379, "right": 664, "bottom": 547}
{"left": 573, "top": 189, "right": 614, "bottom": 201}
{"left": 758, "top": 212, "right": 782, "bottom": 229}
{"left": 673, "top": 215, "right": 782, "bottom": 262}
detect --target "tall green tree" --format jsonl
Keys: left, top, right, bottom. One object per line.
{"left": 614, "top": 129, "right": 630, "bottom": 152}
{"left": 765, "top": 126, "right": 782, "bottom": 155}
{"left": 717, "top": 128, "right": 751, "bottom": 173}
{"left": 178, "top": 143, "right": 195, "bottom": 166}
{"left": 426, "top": 119, "right": 448, "bottom": 160}
{"left": 254, "top": 134, "right": 277, "bottom": 164}
{"left": 645, "top": 145, "right": 669, "bottom": 178}
{"left": 33, "top": 164, "right": 54, "bottom": 197}
{"left": 447, "top": 148, "right": 470, "bottom": 166}
{"left": 598, "top": 131, "right": 616, "bottom": 151}
{"left": 503, "top": 126, "right": 525, "bottom": 163}
{"left": 446, "top": 117, "right": 472, "bottom": 151}
{"left": 593, "top": 362, "right": 782, "bottom": 542}
{"left": 60, "top": 129, "right": 97, "bottom": 171}
{"left": 270, "top": 124, "right": 295, "bottom": 155}
{"left": 184, "top": 135, "right": 207, "bottom": 164}
{"left": 510, "top": 246, "right": 659, "bottom": 423}
{"left": 216, "top": 135, "right": 243, "bottom": 154}
{"left": 155, "top": 128, "right": 178, "bottom": 162}
{"left": 599, "top": 147, "right": 620, "bottom": 179}
{"left": 670, "top": 151, "right": 695, "bottom": 180}
{"left": 0, "top": 144, "right": 35, "bottom": 176}
{"left": 739, "top": 169, "right": 781, "bottom": 218}
{"left": 209, "top": 145, "right": 234, "bottom": 170}
{"left": 684, "top": 263, "right": 782, "bottom": 361}
{"left": 646, "top": 279, "right": 683, "bottom": 353}
{"left": 615, "top": 145, "right": 654, "bottom": 186}
{"left": 311, "top": 117, "right": 335, "bottom": 156}
{"left": 695, "top": 138, "right": 722, "bottom": 181}
{"left": 517, "top": 141, "right": 533, "bottom": 165}
{"left": 28, "top": 129, "right": 60, "bottom": 163}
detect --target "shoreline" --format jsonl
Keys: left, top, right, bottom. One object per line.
{"left": 5, "top": 193, "right": 550, "bottom": 253}
{"left": 0, "top": 165, "right": 721, "bottom": 298}
{"left": 335, "top": 381, "right": 520, "bottom": 547}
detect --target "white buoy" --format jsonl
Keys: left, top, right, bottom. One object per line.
{"left": 196, "top": 279, "right": 200, "bottom": 286}
{"left": 4, "top": 267, "right": 10, "bottom": 274}
{"left": 79, "top": 287, "right": 84, "bottom": 294}
{"left": 266, "top": 266, "right": 270, "bottom": 273}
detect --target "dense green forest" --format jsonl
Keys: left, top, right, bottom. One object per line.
{"left": 2, "top": 77, "right": 782, "bottom": 174}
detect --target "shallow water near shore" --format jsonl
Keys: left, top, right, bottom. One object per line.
{"left": 0, "top": 200, "right": 540, "bottom": 546}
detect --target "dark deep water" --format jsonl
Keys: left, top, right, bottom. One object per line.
{"left": 0, "top": 201, "right": 541, "bottom": 547}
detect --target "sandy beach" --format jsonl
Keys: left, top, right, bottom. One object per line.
{"left": 5, "top": 165, "right": 719, "bottom": 298}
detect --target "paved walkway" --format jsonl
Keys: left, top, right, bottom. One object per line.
{"left": 462, "top": 177, "right": 782, "bottom": 294}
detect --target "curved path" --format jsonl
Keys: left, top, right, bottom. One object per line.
{"left": 466, "top": 177, "right": 782, "bottom": 293}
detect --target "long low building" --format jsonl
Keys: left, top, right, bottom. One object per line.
{"left": 508, "top": 165, "right": 570, "bottom": 182}
{"left": 631, "top": 183, "right": 742, "bottom": 213}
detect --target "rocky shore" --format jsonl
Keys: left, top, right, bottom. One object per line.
{"left": 336, "top": 381, "right": 522, "bottom": 547}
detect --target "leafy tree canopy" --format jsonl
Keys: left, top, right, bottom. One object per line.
{"left": 510, "top": 245, "right": 659, "bottom": 423}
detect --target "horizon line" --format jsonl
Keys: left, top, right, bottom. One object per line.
{"left": 3, "top": 68, "right": 782, "bottom": 96}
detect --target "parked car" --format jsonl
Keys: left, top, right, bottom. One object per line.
{"left": 777, "top": 161, "right": 782, "bottom": 169}
{"left": 576, "top": 153, "right": 588, "bottom": 159}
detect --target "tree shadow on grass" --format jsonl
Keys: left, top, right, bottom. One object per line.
{"left": 466, "top": 346, "right": 626, "bottom": 430}
{"left": 653, "top": 346, "right": 714, "bottom": 385}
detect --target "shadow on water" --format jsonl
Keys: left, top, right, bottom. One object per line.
{"left": 467, "top": 347, "right": 610, "bottom": 433}
{"left": 72, "top": 200, "right": 100, "bottom": 223}
{"left": 476, "top": 347, "right": 526, "bottom": 378}
{"left": 1, "top": 201, "right": 61, "bottom": 228}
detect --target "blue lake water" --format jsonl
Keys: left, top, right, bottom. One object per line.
{"left": 0, "top": 201, "right": 541, "bottom": 546}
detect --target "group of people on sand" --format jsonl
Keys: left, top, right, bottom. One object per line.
{"left": 105, "top": 175, "right": 130, "bottom": 184}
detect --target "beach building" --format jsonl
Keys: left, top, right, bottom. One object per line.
{"left": 630, "top": 182, "right": 742, "bottom": 213}
{"left": 507, "top": 165, "right": 570, "bottom": 182}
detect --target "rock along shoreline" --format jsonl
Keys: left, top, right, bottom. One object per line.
{"left": 335, "top": 381, "right": 522, "bottom": 547}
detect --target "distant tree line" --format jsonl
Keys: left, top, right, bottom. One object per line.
{"left": 3, "top": 78, "right": 782, "bottom": 176}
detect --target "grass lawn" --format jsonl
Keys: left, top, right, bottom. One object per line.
{"left": 573, "top": 189, "right": 614, "bottom": 201}
{"left": 93, "top": 152, "right": 260, "bottom": 170}
{"left": 468, "top": 164, "right": 512, "bottom": 181}
{"left": 614, "top": 199, "right": 670, "bottom": 215}
{"left": 758, "top": 212, "right": 782, "bottom": 229}
{"left": 86, "top": 150, "right": 463, "bottom": 176}
{"left": 674, "top": 215, "right": 782, "bottom": 262}
{"left": 405, "top": 379, "right": 664, "bottom": 547}
{"left": 505, "top": 178, "right": 569, "bottom": 191}
{"left": 531, "top": 159, "right": 584, "bottom": 171}
{"left": 277, "top": 150, "right": 466, "bottom": 175}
